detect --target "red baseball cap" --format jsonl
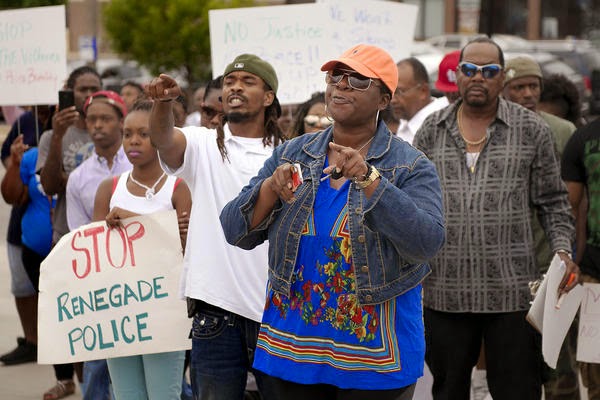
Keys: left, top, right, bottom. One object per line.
{"left": 321, "top": 44, "right": 398, "bottom": 94}
{"left": 83, "top": 90, "right": 128, "bottom": 117}
{"left": 435, "top": 50, "right": 460, "bottom": 93}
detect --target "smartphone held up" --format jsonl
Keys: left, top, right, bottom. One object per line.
{"left": 58, "top": 90, "right": 74, "bottom": 110}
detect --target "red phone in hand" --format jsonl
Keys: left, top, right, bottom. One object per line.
{"left": 291, "top": 163, "right": 303, "bottom": 191}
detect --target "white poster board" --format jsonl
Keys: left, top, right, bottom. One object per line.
{"left": 0, "top": 6, "right": 67, "bottom": 106}
{"left": 209, "top": 1, "right": 419, "bottom": 104}
{"left": 526, "top": 255, "right": 583, "bottom": 368}
{"left": 577, "top": 283, "right": 600, "bottom": 363}
{"left": 318, "top": 0, "right": 418, "bottom": 64}
{"left": 38, "top": 211, "right": 190, "bottom": 364}
{"left": 209, "top": 4, "right": 336, "bottom": 104}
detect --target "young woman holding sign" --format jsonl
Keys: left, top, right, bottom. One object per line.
{"left": 93, "top": 99, "right": 191, "bottom": 399}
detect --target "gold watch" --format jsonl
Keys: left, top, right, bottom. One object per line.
{"left": 356, "top": 164, "right": 381, "bottom": 189}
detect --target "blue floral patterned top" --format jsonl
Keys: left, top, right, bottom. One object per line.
{"left": 253, "top": 166, "right": 425, "bottom": 389}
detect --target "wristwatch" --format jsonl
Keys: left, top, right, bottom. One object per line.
{"left": 356, "top": 164, "right": 381, "bottom": 189}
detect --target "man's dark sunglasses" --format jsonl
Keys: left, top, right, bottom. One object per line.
{"left": 458, "top": 62, "right": 502, "bottom": 79}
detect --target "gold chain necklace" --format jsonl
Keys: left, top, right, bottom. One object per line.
{"left": 457, "top": 104, "right": 487, "bottom": 146}
{"left": 457, "top": 104, "right": 486, "bottom": 173}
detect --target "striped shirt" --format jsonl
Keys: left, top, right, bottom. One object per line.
{"left": 414, "top": 98, "right": 574, "bottom": 313}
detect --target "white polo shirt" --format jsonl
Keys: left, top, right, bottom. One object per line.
{"left": 397, "top": 97, "right": 449, "bottom": 144}
{"left": 160, "top": 124, "right": 273, "bottom": 322}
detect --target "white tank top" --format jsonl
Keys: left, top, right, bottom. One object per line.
{"left": 110, "top": 171, "right": 177, "bottom": 214}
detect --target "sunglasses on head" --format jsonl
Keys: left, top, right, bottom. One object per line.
{"left": 326, "top": 69, "right": 376, "bottom": 91}
{"left": 458, "top": 62, "right": 502, "bottom": 79}
{"left": 304, "top": 115, "right": 332, "bottom": 128}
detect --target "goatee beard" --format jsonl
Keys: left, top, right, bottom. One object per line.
{"left": 227, "top": 111, "right": 251, "bottom": 123}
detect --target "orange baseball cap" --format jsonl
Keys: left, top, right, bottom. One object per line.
{"left": 321, "top": 44, "right": 398, "bottom": 94}
{"left": 435, "top": 50, "right": 460, "bottom": 93}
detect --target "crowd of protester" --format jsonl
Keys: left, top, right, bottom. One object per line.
{"left": 0, "top": 37, "right": 598, "bottom": 400}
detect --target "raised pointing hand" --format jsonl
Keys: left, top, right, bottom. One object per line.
{"left": 146, "top": 74, "right": 183, "bottom": 102}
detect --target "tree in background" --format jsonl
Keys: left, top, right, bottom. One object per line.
{"left": 103, "top": 0, "right": 255, "bottom": 88}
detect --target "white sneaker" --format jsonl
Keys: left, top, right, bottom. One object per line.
{"left": 471, "top": 368, "right": 490, "bottom": 400}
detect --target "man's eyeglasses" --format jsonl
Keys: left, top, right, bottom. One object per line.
{"left": 304, "top": 115, "right": 332, "bottom": 128}
{"left": 458, "top": 62, "right": 502, "bottom": 79}
{"left": 326, "top": 69, "right": 376, "bottom": 91}
{"left": 394, "top": 84, "right": 421, "bottom": 97}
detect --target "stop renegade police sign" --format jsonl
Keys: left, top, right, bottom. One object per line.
{"left": 37, "top": 210, "right": 190, "bottom": 364}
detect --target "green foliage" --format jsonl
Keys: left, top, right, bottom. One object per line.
{"left": 103, "top": 0, "right": 256, "bottom": 87}
{"left": 0, "top": 0, "right": 65, "bottom": 9}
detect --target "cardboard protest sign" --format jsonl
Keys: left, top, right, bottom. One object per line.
{"left": 38, "top": 210, "right": 190, "bottom": 364}
{"left": 526, "top": 255, "right": 583, "bottom": 368}
{"left": 208, "top": 0, "right": 418, "bottom": 104}
{"left": 0, "top": 6, "right": 67, "bottom": 106}
{"left": 209, "top": 1, "right": 418, "bottom": 104}
{"left": 209, "top": 3, "right": 335, "bottom": 105}
{"left": 577, "top": 283, "right": 600, "bottom": 363}
{"left": 318, "top": 0, "right": 418, "bottom": 63}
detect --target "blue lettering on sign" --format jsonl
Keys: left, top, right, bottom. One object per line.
{"left": 329, "top": 4, "right": 344, "bottom": 22}
{"left": 224, "top": 21, "right": 248, "bottom": 44}
{"left": 0, "top": 48, "right": 17, "bottom": 67}
{"left": 354, "top": 9, "right": 392, "bottom": 25}
{"left": 67, "top": 312, "right": 153, "bottom": 355}
{"left": 56, "top": 277, "right": 168, "bottom": 322}
{"left": 20, "top": 47, "right": 60, "bottom": 65}
{"left": 0, "top": 21, "right": 32, "bottom": 41}
{"left": 262, "top": 18, "right": 323, "bottom": 41}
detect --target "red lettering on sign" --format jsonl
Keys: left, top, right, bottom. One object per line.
{"left": 69, "top": 222, "right": 147, "bottom": 279}
{"left": 125, "top": 222, "right": 145, "bottom": 266}
{"left": 106, "top": 227, "right": 127, "bottom": 269}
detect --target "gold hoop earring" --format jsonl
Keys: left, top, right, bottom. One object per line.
{"left": 325, "top": 105, "right": 334, "bottom": 122}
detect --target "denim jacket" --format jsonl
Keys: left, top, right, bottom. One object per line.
{"left": 220, "top": 121, "right": 445, "bottom": 305}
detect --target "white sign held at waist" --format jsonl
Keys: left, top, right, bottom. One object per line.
{"left": 38, "top": 210, "right": 190, "bottom": 364}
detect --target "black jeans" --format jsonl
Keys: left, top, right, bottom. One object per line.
{"left": 424, "top": 308, "right": 542, "bottom": 400}
{"left": 256, "top": 372, "right": 416, "bottom": 400}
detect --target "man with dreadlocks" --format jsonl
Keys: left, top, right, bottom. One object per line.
{"left": 147, "top": 54, "right": 284, "bottom": 399}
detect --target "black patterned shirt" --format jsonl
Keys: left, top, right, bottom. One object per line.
{"left": 414, "top": 98, "right": 574, "bottom": 312}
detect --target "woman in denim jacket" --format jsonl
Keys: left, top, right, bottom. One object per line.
{"left": 221, "top": 44, "right": 445, "bottom": 400}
